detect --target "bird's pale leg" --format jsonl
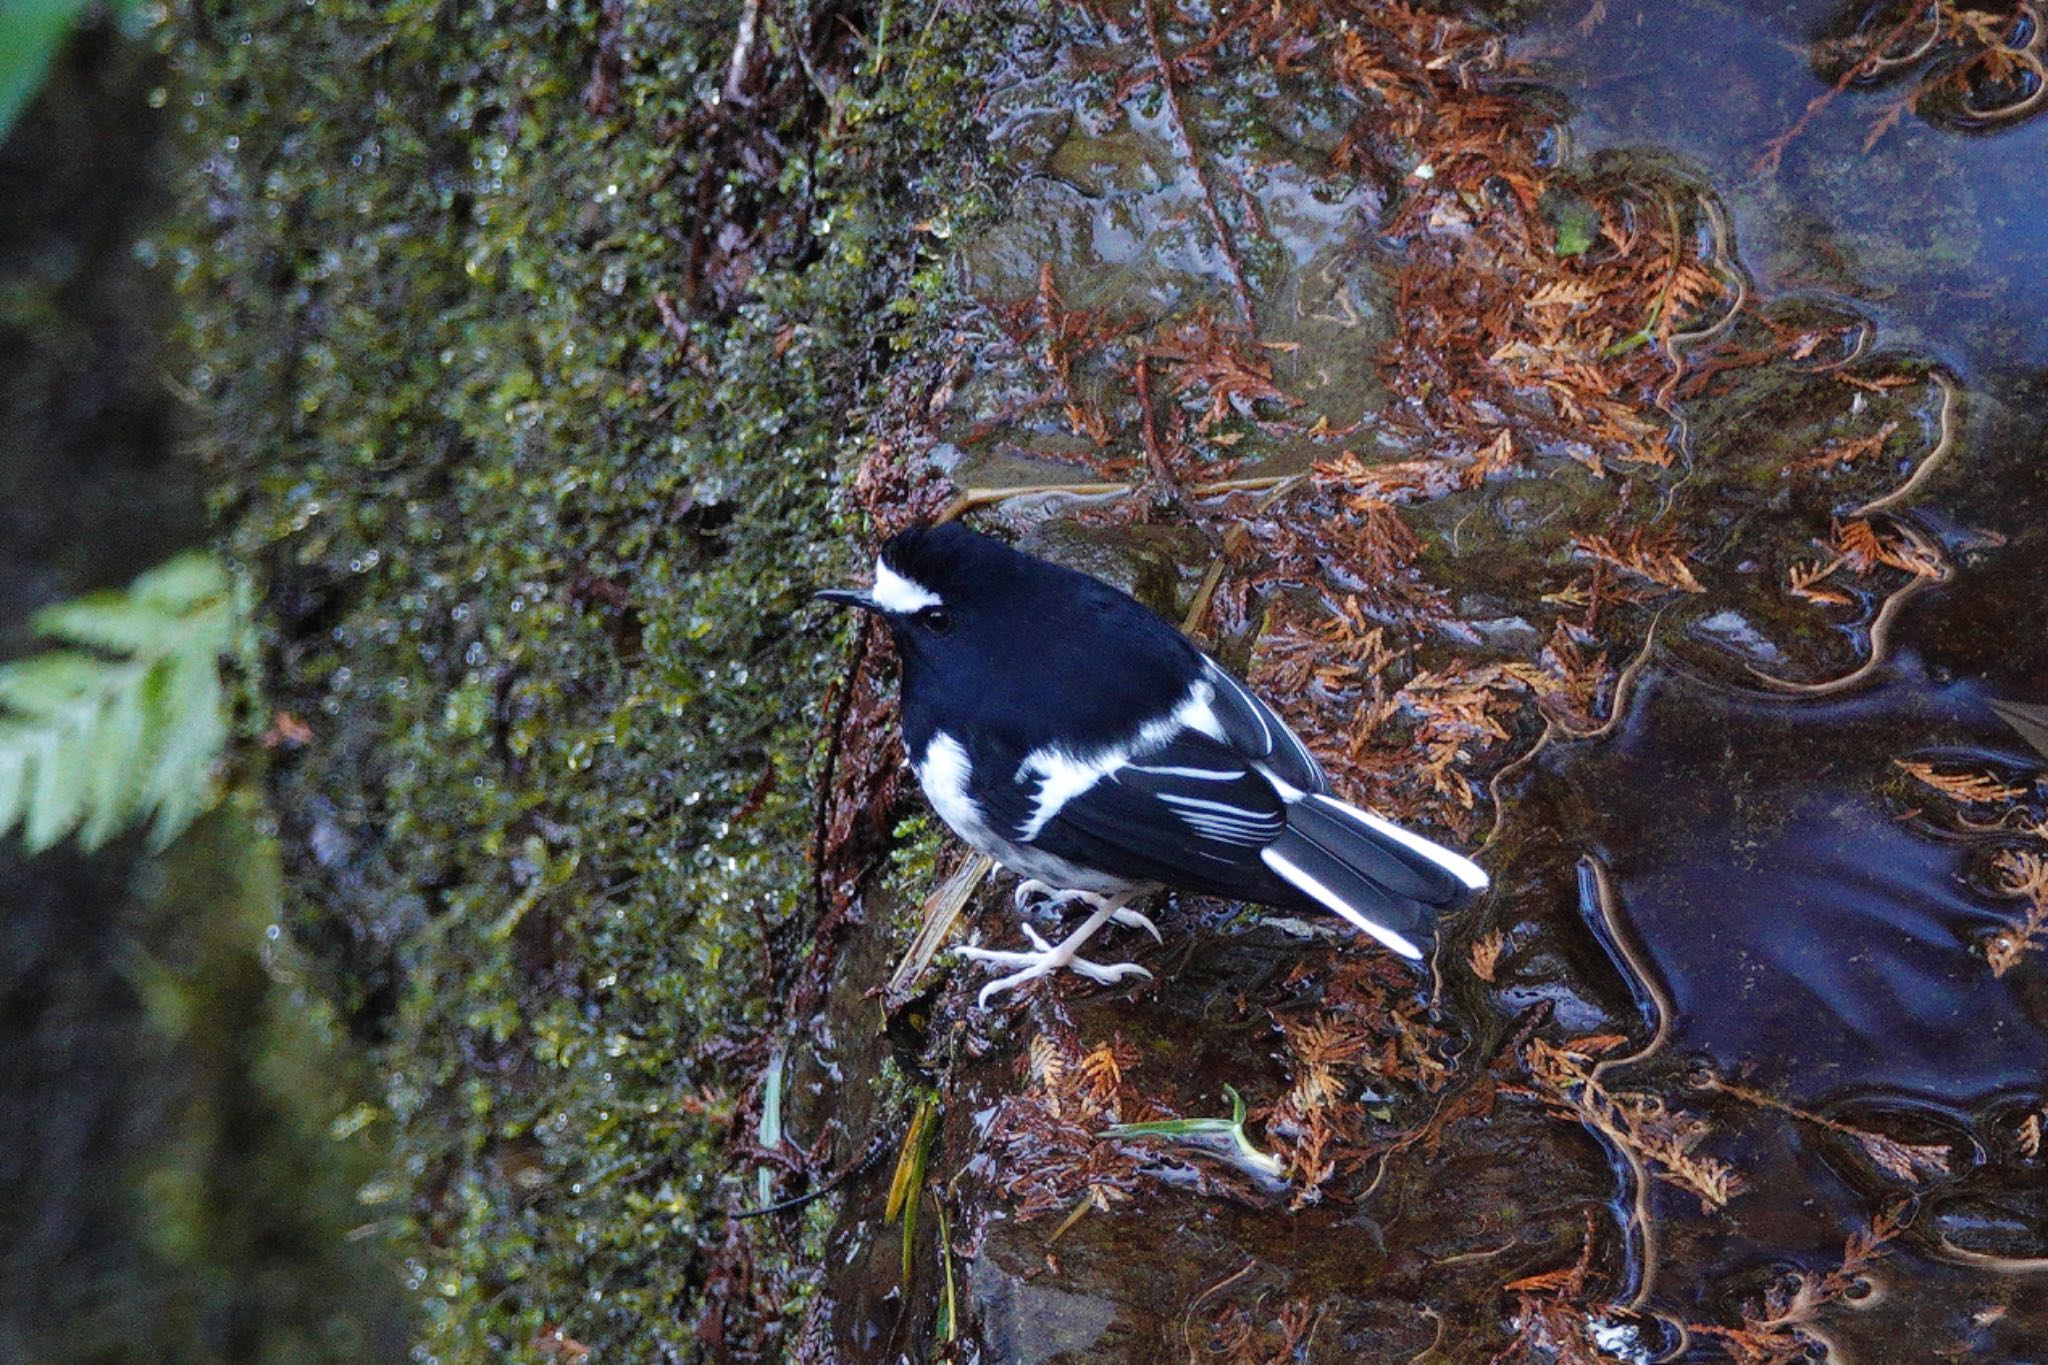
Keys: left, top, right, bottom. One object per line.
{"left": 1013, "top": 880, "right": 1162, "bottom": 943}
{"left": 958, "top": 889, "right": 1153, "bottom": 1006}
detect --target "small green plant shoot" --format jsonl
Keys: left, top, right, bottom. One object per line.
{"left": 1098, "top": 1083, "right": 1286, "bottom": 1179}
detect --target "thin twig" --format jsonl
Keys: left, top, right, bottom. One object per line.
{"left": 1133, "top": 354, "right": 1208, "bottom": 530}
{"left": 724, "top": 0, "right": 763, "bottom": 105}
{"left": 730, "top": 1132, "right": 891, "bottom": 1219}
{"left": 1752, "top": 2, "right": 1936, "bottom": 175}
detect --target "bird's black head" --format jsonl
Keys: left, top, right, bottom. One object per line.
{"left": 817, "top": 522, "right": 1201, "bottom": 749}
{"left": 814, "top": 523, "right": 1006, "bottom": 652}
{"left": 817, "top": 522, "right": 1083, "bottom": 699}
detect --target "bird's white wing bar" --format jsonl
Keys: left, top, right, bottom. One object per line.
{"left": 1328, "top": 798, "right": 1489, "bottom": 891}
{"left": 1155, "top": 791, "right": 1276, "bottom": 821}
{"left": 1255, "top": 764, "right": 1308, "bottom": 804}
{"left": 1016, "top": 746, "right": 1126, "bottom": 841}
{"left": 871, "top": 559, "right": 942, "bottom": 613}
{"left": 1125, "top": 762, "right": 1242, "bottom": 781}
{"left": 1202, "top": 658, "right": 1323, "bottom": 789}
{"left": 1015, "top": 679, "right": 1227, "bottom": 841}
{"left": 1157, "top": 792, "right": 1281, "bottom": 845}
{"left": 1145, "top": 679, "right": 1225, "bottom": 747}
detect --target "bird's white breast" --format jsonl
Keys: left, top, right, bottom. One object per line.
{"left": 915, "top": 733, "right": 997, "bottom": 850}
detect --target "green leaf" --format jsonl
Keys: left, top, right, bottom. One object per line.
{"left": 0, "top": 734, "right": 26, "bottom": 837}
{"left": 0, "top": 0, "right": 147, "bottom": 143}
{"left": 0, "top": 553, "right": 240, "bottom": 855}
{"left": 1096, "top": 1116, "right": 1238, "bottom": 1140}
{"left": 0, "top": 0, "right": 90, "bottom": 144}
{"left": 0, "top": 652, "right": 111, "bottom": 716}
{"left": 1098, "top": 1084, "right": 1285, "bottom": 1179}
{"left": 79, "top": 665, "right": 148, "bottom": 849}
{"left": 885, "top": 1098, "right": 939, "bottom": 1285}
{"left": 129, "top": 552, "right": 233, "bottom": 615}
{"left": 24, "top": 723, "right": 84, "bottom": 853}
{"left": 1601, "top": 298, "right": 1665, "bottom": 359}
{"left": 37, "top": 597, "right": 169, "bottom": 655}
{"left": 143, "top": 654, "right": 226, "bottom": 850}
{"left": 755, "top": 1052, "right": 784, "bottom": 1208}
{"left": 1554, "top": 211, "right": 1596, "bottom": 258}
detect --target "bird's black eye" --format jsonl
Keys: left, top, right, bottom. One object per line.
{"left": 918, "top": 606, "right": 953, "bottom": 635}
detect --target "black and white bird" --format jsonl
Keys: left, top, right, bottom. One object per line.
{"left": 818, "top": 523, "right": 1488, "bottom": 1005}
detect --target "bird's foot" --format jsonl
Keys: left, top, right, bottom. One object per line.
{"left": 1012, "top": 879, "right": 1099, "bottom": 914}
{"left": 1011, "top": 882, "right": 1162, "bottom": 943}
{"left": 957, "top": 922, "right": 1153, "bottom": 1007}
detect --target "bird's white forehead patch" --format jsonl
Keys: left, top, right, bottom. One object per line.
{"left": 872, "top": 558, "right": 942, "bottom": 614}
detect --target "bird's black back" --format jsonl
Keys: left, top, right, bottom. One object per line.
{"left": 882, "top": 524, "right": 1206, "bottom": 761}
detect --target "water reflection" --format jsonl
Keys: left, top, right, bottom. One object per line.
{"left": 1564, "top": 657, "right": 2048, "bottom": 1102}
{"left": 1518, "top": 0, "right": 2048, "bottom": 385}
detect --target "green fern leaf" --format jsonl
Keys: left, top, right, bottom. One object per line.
{"left": 0, "top": 552, "right": 240, "bottom": 854}
{"left": 34, "top": 596, "right": 187, "bottom": 656}
{"left": 22, "top": 721, "right": 82, "bottom": 853}
{"left": 0, "top": 653, "right": 111, "bottom": 717}
{"left": 143, "top": 652, "right": 228, "bottom": 851}
{"left": 132, "top": 553, "right": 236, "bottom": 613}
{"left": 80, "top": 664, "right": 150, "bottom": 849}
{"left": 0, "top": 736, "right": 25, "bottom": 836}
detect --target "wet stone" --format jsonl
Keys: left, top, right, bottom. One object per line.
{"left": 1014, "top": 518, "right": 1209, "bottom": 619}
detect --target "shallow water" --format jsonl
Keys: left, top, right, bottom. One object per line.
{"left": 1567, "top": 659, "right": 2048, "bottom": 1104}
{"left": 1518, "top": 0, "right": 2048, "bottom": 390}
{"left": 1524, "top": 2, "right": 2048, "bottom": 1349}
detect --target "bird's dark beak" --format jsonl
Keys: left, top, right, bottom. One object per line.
{"left": 814, "top": 587, "right": 882, "bottom": 613}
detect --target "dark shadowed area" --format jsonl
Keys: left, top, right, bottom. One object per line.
{"left": 0, "top": 16, "right": 407, "bottom": 1361}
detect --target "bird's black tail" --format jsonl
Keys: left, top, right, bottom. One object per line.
{"left": 1259, "top": 793, "right": 1488, "bottom": 960}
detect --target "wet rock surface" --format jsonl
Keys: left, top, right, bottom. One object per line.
{"left": 798, "top": 0, "right": 2048, "bottom": 1360}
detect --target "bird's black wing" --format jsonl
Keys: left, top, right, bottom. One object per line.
{"left": 1198, "top": 658, "right": 1327, "bottom": 795}
{"left": 970, "top": 714, "right": 1476, "bottom": 958}
{"left": 988, "top": 730, "right": 1309, "bottom": 905}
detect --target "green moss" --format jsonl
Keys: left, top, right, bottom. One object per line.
{"left": 166, "top": 0, "right": 1011, "bottom": 1355}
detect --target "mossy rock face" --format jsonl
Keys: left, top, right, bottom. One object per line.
{"left": 170, "top": 0, "right": 1012, "bottom": 1355}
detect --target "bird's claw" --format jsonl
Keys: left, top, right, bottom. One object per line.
{"left": 1110, "top": 906, "right": 1162, "bottom": 943}
{"left": 1012, "top": 878, "right": 1055, "bottom": 911}
{"left": 1067, "top": 957, "right": 1154, "bottom": 986}
{"left": 957, "top": 925, "right": 1154, "bottom": 1006}
{"left": 1013, "top": 882, "right": 1160, "bottom": 944}
{"left": 1012, "top": 879, "right": 1101, "bottom": 915}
